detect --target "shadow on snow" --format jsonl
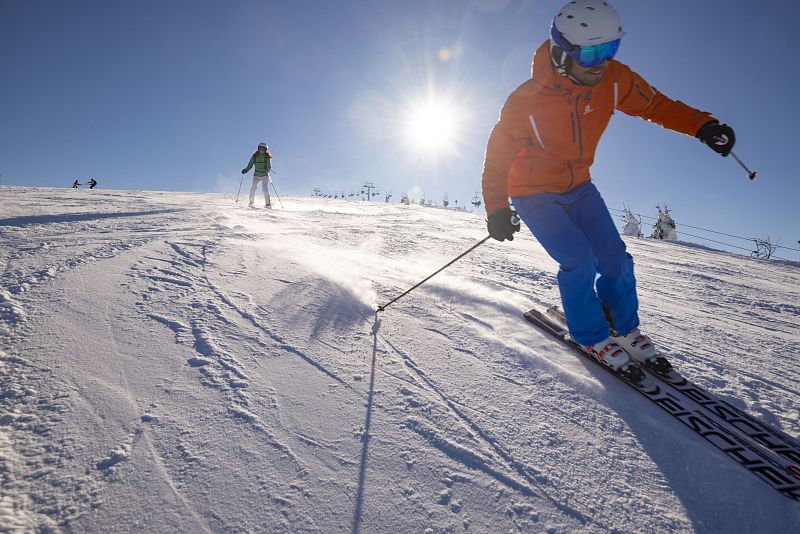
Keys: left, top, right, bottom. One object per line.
{"left": 0, "top": 209, "right": 185, "bottom": 228}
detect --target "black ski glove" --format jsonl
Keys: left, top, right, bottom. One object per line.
{"left": 241, "top": 169, "right": 248, "bottom": 174}
{"left": 696, "top": 121, "right": 735, "bottom": 157}
{"left": 487, "top": 208, "right": 521, "bottom": 242}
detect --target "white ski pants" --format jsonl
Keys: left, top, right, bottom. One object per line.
{"left": 248, "top": 175, "right": 271, "bottom": 206}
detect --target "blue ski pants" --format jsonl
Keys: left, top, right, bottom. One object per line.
{"left": 512, "top": 182, "right": 639, "bottom": 346}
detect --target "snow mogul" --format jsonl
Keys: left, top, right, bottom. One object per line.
{"left": 241, "top": 142, "right": 273, "bottom": 208}
{"left": 481, "top": 0, "right": 735, "bottom": 375}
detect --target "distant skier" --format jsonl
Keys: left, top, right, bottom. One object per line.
{"left": 241, "top": 142, "right": 272, "bottom": 208}
{"left": 87, "top": 178, "right": 98, "bottom": 189}
{"left": 72, "top": 180, "right": 81, "bottom": 189}
{"left": 481, "top": 0, "right": 736, "bottom": 376}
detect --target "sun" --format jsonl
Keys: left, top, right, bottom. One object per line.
{"left": 402, "top": 97, "right": 461, "bottom": 156}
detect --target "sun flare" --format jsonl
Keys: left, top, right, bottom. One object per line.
{"left": 402, "top": 98, "right": 461, "bottom": 155}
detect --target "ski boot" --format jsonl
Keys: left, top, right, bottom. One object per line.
{"left": 586, "top": 337, "right": 630, "bottom": 371}
{"left": 585, "top": 337, "right": 649, "bottom": 386}
{"left": 612, "top": 328, "right": 681, "bottom": 383}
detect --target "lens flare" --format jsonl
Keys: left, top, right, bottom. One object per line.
{"left": 403, "top": 98, "right": 460, "bottom": 155}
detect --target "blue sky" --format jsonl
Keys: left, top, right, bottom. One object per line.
{"left": 1, "top": 0, "right": 798, "bottom": 258}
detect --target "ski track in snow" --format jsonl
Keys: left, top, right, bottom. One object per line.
{"left": 0, "top": 185, "right": 798, "bottom": 533}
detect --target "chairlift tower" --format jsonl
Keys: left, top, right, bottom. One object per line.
{"left": 362, "top": 182, "right": 376, "bottom": 201}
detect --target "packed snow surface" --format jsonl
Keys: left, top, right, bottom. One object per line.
{"left": 1, "top": 186, "right": 798, "bottom": 533}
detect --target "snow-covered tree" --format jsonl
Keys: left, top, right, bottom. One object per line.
{"left": 621, "top": 208, "right": 643, "bottom": 237}
{"left": 650, "top": 205, "right": 678, "bottom": 241}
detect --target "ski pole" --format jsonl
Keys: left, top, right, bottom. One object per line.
{"left": 713, "top": 135, "right": 757, "bottom": 181}
{"left": 236, "top": 173, "right": 245, "bottom": 203}
{"left": 269, "top": 175, "right": 284, "bottom": 208}
{"left": 729, "top": 150, "right": 757, "bottom": 181}
{"left": 377, "top": 235, "right": 491, "bottom": 312}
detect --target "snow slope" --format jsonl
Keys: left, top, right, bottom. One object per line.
{"left": 1, "top": 186, "right": 798, "bottom": 533}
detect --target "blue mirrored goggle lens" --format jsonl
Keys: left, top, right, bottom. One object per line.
{"left": 576, "top": 39, "right": 620, "bottom": 67}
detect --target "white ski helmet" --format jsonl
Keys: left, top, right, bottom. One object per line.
{"left": 549, "top": 0, "right": 625, "bottom": 80}
{"left": 552, "top": 0, "right": 624, "bottom": 46}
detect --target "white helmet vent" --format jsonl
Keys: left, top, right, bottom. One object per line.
{"left": 552, "top": 0, "right": 625, "bottom": 46}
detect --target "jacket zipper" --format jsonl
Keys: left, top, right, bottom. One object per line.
{"left": 566, "top": 96, "right": 584, "bottom": 191}
{"left": 570, "top": 112, "right": 576, "bottom": 143}
{"left": 566, "top": 160, "right": 575, "bottom": 191}
{"left": 573, "top": 96, "right": 584, "bottom": 160}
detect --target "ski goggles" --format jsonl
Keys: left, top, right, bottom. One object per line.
{"left": 551, "top": 27, "right": 621, "bottom": 68}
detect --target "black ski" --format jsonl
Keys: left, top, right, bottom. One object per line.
{"left": 524, "top": 307, "right": 800, "bottom": 501}
{"left": 544, "top": 305, "right": 800, "bottom": 467}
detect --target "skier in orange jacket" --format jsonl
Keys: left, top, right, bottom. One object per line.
{"left": 482, "top": 0, "right": 735, "bottom": 378}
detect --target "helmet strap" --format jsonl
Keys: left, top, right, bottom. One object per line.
{"left": 550, "top": 43, "right": 584, "bottom": 86}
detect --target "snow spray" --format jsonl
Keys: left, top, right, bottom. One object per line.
{"left": 377, "top": 235, "right": 491, "bottom": 312}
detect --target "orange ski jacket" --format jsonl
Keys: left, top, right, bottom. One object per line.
{"left": 481, "top": 40, "right": 715, "bottom": 215}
